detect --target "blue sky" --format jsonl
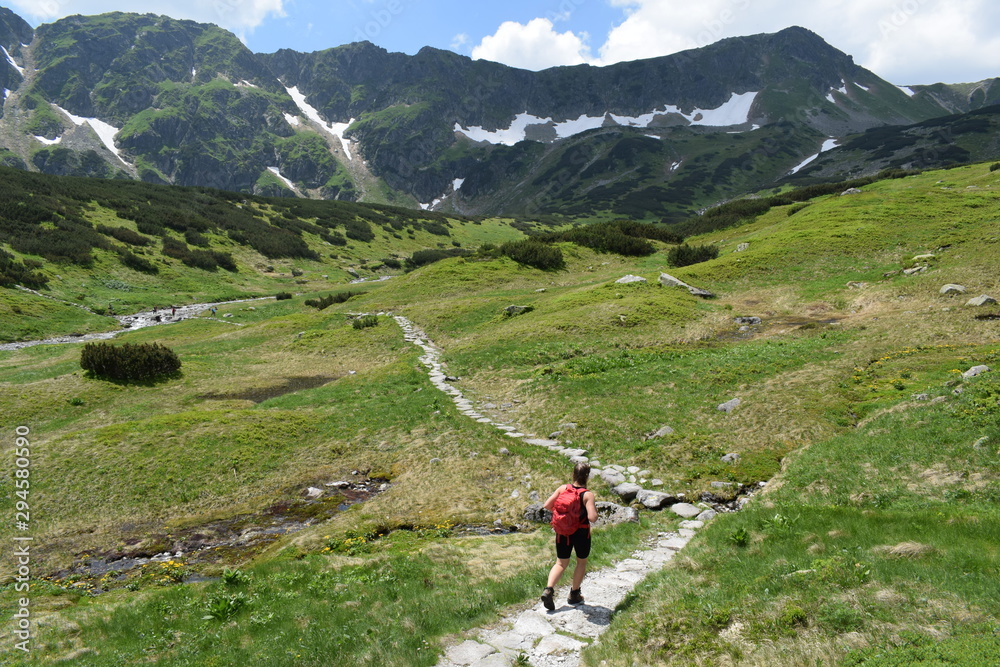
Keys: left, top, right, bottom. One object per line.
{"left": 7, "top": 0, "right": 1000, "bottom": 85}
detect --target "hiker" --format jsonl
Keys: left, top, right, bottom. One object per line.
{"left": 211, "top": 307, "right": 217, "bottom": 316}
{"left": 171, "top": 306, "right": 176, "bottom": 316}
{"left": 541, "top": 461, "right": 598, "bottom": 610}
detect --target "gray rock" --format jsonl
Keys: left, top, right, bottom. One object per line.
{"left": 510, "top": 489, "right": 521, "bottom": 500}
{"left": 535, "top": 633, "right": 586, "bottom": 655}
{"left": 498, "top": 447, "right": 511, "bottom": 456}
{"left": 940, "top": 284, "right": 967, "bottom": 295}
{"left": 595, "top": 501, "right": 640, "bottom": 524}
{"left": 512, "top": 610, "right": 556, "bottom": 637}
{"left": 679, "top": 520, "right": 704, "bottom": 530}
{"left": 651, "top": 479, "right": 664, "bottom": 487}
{"left": 613, "top": 483, "right": 643, "bottom": 502}
{"left": 601, "top": 469, "right": 627, "bottom": 486}
{"left": 561, "top": 448, "right": 588, "bottom": 458}
{"left": 963, "top": 365, "right": 991, "bottom": 379}
{"left": 903, "top": 266, "right": 927, "bottom": 275}
{"left": 717, "top": 398, "right": 742, "bottom": 413}
{"left": 659, "top": 272, "right": 687, "bottom": 288}
{"left": 529, "top": 490, "right": 540, "bottom": 502}
{"left": 558, "top": 422, "right": 578, "bottom": 430}
{"left": 711, "top": 481, "right": 736, "bottom": 488}
{"left": 627, "top": 466, "right": 641, "bottom": 474}
{"left": 524, "top": 438, "right": 559, "bottom": 448}
{"left": 967, "top": 295, "right": 998, "bottom": 307}
{"left": 569, "top": 456, "right": 590, "bottom": 464}
{"left": 305, "top": 487, "right": 324, "bottom": 499}
{"left": 445, "top": 640, "right": 497, "bottom": 665}
{"left": 635, "top": 490, "right": 673, "bottom": 509}
{"left": 696, "top": 509, "right": 718, "bottom": 522}
{"left": 638, "top": 469, "right": 651, "bottom": 478}
{"left": 503, "top": 305, "right": 532, "bottom": 317}
{"left": 523, "top": 503, "right": 552, "bottom": 523}
{"left": 670, "top": 503, "right": 703, "bottom": 519}
{"left": 736, "top": 243, "right": 750, "bottom": 252}
{"left": 616, "top": 274, "right": 648, "bottom": 284}
{"left": 429, "top": 458, "right": 442, "bottom": 464}
{"left": 841, "top": 187, "right": 863, "bottom": 195}
{"left": 688, "top": 286, "right": 716, "bottom": 299}
{"left": 734, "top": 316, "right": 761, "bottom": 325}
{"left": 646, "top": 425, "right": 675, "bottom": 440}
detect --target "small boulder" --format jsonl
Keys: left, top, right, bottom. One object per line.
{"left": 645, "top": 425, "right": 675, "bottom": 440}
{"left": 601, "top": 469, "right": 627, "bottom": 486}
{"left": 503, "top": 305, "right": 533, "bottom": 317}
{"left": 966, "top": 295, "right": 998, "bottom": 307}
{"left": 305, "top": 487, "right": 324, "bottom": 499}
{"left": 616, "top": 275, "right": 648, "bottom": 284}
{"left": 613, "top": 483, "right": 643, "bottom": 503}
{"left": 696, "top": 509, "right": 718, "bottom": 522}
{"left": 523, "top": 503, "right": 552, "bottom": 523}
{"left": 734, "top": 316, "right": 761, "bottom": 325}
{"left": 903, "top": 266, "right": 927, "bottom": 275}
{"left": 688, "top": 286, "right": 716, "bottom": 299}
{"left": 635, "top": 489, "right": 673, "bottom": 510}
{"left": 940, "top": 284, "right": 967, "bottom": 295}
{"left": 963, "top": 365, "right": 991, "bottom": 379}
{"left": 841, "top": 187, "right": 862, "bottom": 195}
{"left": 717, "top": 398, "right": 742, "bottom": 413}
{"left": 735, "top": 243, "right": 750, "bottom": 252}
{"left": 595, "top": 501, "right": 640, "bottom": 525}
{"left": 721, "top": 453, "right": 741, "bottom": 463}
{"left": 670, "top": 503, "right": 703, "bottom": 519}
{"left": 498, "top": 447, "right": 511, "bottom": 456}
{"left": 659, "top": 273, "right": 687, "bottom": 288}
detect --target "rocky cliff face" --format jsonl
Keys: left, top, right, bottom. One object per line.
{"left": 0, "top": 8, "right": 991, "bottom": 220}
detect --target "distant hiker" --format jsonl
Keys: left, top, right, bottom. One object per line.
{"left": 152, "top": 306, "right": 157, "bottom": 313}
{"left": 211, "top": 307, "right": 217, "bottom": 316}
{"left": 171, "top": 306, "right": 176, "bottom": 316}
{"left": 541, "top": 461, "right": 598, "bottom": 610}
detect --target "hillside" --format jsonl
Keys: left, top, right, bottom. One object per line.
{"left": 0, "top": 163, "right": 998, "bottom": 665}
{"left": 2, "top": 6, "right": 998, "bottom": 221}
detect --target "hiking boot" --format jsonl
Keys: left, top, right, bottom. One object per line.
{"left": 541, "top": 587, "right": 555, "bottom": 611}
{"left": 568, "top": 588, "right": 584, "bottom": 605}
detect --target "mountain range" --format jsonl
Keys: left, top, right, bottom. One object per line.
{"left": 1, "top": 6, "right": 999, "bottom": 221}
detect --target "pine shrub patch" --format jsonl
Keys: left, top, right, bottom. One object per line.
{"left": 667, "top": 243, "right": 720, "bottom": 267}
{"left": 80, "top": 342, "right": 181, "bottom": 382}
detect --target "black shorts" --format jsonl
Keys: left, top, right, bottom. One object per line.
{"left": 555, "top": 527, "right": 591, "bottom": 560}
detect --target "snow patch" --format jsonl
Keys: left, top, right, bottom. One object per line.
{"left": 2, "top": 46, "right": 24, "bottom": 77}
{"left": 285, "top": 86, "right": 355, "bottom": 160}
{"left": 3, "top": 88, "right": 9, "bottom": 100}
{"left": 452, "top": 177, "right": 465, "bottom": 191}
{"left": 191, "top": 68, "right": 196, "bottom": 79}
{"left": 283, "top": 113, "right": 300, "bottom": 127}
{"left": 645, "top": 134, "right": 662, "bottom": 140}
{"left": 789, "top": 138, "right": 840, "bottom": 175}
{"left": 33, "top": 135, "right": 61, "bottom": 145}
{"left": 267, "top": 167, "right": 296, "bottom": 190}
{"left": 455, "top": 92, "right": 759, "bottom": 146}
{"left": 236, "top": 80, "right": 258, "bottom": 88}
{"left": 897, "top": 85, "right": 916, "bottom": 97}
{"left": 856, "top": 83, "right": 871, "bottom": 92}
{"left": 54, "top": 105, "right": 128, "bottom": 165}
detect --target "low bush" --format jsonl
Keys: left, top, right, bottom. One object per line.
{"left": 499, "top": 238, "right": 565, "bottom": 270}
{"left": 352, "top": 315, "right": 379, "bottom": 330}
{"left": 667, "top": 243, "right": 720, "bottom": 267}
{"left": 275, "top": 292, "right": 293, "bottom": 301}
{"left": 304, "top": 290, "right": 361, "bottom": 310}
{"left": 80, "top": 341, "right": 181, "bottom": 382}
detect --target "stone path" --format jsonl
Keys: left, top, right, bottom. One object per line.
{"left": 391, "top": 315, "right": 730, "bottom": 667}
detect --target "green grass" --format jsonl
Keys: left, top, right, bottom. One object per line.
{"left": 0, "top": 163, "right": 998, "bottom": 665}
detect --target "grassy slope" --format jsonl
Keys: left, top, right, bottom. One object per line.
{"left": 0, "top": 164, "right": 997, "bottom": 665}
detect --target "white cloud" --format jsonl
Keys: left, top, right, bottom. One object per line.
{"left": 451, "top": 32, "right": 469, "bottom": 51}
{"left": 471, "top": 17, "right": 593, "bottom": 71}
{"left": 472, "top": 0, "right": 1000, "bottom": 85}
{"left": 9, "top": 0, "right": 284, "bottom": 33}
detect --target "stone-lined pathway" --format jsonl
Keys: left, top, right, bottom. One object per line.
{"left": 392, "top": 315, "right": 729, "bottom": 667}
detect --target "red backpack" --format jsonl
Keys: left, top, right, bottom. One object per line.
{"left": 550, "top": 485, "right": 588, "bottom": 536}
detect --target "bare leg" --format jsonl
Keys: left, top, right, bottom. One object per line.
{"left": 547, "top": 558, "right": 570, "bottom": 588}
{"left": 571, "top": 558, "right": 588, "bottom": 590}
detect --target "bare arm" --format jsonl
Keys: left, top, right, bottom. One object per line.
{"left": 584, "top": 491, "right": 598, "bottom": 523}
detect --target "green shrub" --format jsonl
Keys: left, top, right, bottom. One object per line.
{"left": 499, "top": 238, "right": 565, "bottom": 270}
{"left": 117, "top": 248, "right": 158, "bottom": 274}
{"left": 404, "top": 248, "right": 470, "bottom": 270}
{"left": 990, "top": 162, "right": 1000, "bottom": 172}
{"left": 275, "top": 292, "right": 293, "bottom": 300}
{"left": 80, "top": 342, "right": 181, "bottom": 382}
{"left": 352, "top": 315, "right": 379, "bottom": 330}
{"left": 97, "top": 224, "right": 152, "bottom": 246}
{"left": 304, "top": 290, "right": 361, "bottom": 310}
{"left": 667, "top": 243, "right": 720, "bottom": 267}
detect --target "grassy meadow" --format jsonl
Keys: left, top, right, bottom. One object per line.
{"left": 0, "top": 163, "right": 998, "bottom": 664}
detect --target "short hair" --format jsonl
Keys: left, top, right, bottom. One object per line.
{"left": 572, "top": 461, "right": 591, "bottom": 486}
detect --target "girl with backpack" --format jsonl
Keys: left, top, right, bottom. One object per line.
{"left": 541, "top": 461, "right": 599, "bottom": 610}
